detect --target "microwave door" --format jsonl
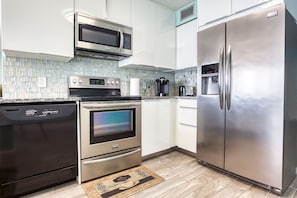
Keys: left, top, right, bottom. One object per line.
{"left": 77, "top": 24, "right": 122, "bottom": 54}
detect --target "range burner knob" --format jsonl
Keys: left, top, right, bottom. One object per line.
{"left": 111, "top": 81, "right": 115, "bottom": 85}
{"left": 106, "top": 80, "right": 110, "bottom": 85}
{"left": 115, "top": 81, "right": 119, "bottom": 85}
{"left": 78, "top": 79, "right": 83, "bottom": 84}
{"left": 72, "top": 79, "right": 77, "bottom": 84}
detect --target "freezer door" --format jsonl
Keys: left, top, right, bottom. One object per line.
{"left": 197, "top": 23, "right": 225, "bottom": 169}
{"left": 225, "top": 4, "right": 285, "bottom": 189}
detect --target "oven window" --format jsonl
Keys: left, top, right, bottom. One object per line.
{"left": 90, "top": 109, "right": 135, "bottom": 144}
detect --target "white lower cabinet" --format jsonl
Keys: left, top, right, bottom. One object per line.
{"left": 176, "top": 99, "right": 197, "bottom": 153}
{"left": 141, "top": 99, "right": 175, "bottom": 156}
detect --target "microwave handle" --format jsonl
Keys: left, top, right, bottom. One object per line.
{"left": 119, "top": 29, "right": 124, "bottom": 50}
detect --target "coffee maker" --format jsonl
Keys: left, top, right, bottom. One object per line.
{"left": 155, "top": 77, "right": 169, "bottom": 96}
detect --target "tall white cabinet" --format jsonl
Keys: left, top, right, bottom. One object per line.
{"left": 119, "top": 0, "right": 176, "bottom": 70}
{"left": 176, "top": 19, "right": 198, "bottom": 70}
{"left": 1, "top": 0, "right": 74, "bottom": 61}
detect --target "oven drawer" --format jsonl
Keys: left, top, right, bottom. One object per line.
{"left": 81, "top": 147, "right": 141, "bottom": 182}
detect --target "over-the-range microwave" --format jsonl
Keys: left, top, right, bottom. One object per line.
{"left": 74, "top": 13, "right": 132, "bottom": 60}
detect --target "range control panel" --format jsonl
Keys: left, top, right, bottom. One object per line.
{"left": 68, "top": 76, "right": 121, "bottom": 89}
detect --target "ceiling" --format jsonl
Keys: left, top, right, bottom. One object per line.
{"left": 151, "top": 0, "right": 195, "bottom": 10}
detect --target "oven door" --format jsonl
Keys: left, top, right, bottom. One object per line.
{"left": 80, "top": 100, "right": 141, "bottom": 159}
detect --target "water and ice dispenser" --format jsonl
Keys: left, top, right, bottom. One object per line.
{"left": 201, "top": 63, "right": 219, "bottom": 95}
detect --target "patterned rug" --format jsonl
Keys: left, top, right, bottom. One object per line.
{"left": 82, "top": 166, "right": 164, "bottom": 198}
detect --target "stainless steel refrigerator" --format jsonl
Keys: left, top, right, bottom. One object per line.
{"left": 197, "top": 3, "right": 297, "bottom": 194}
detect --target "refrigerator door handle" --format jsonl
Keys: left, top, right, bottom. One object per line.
{"left": 218, "top": 48, "right": 225, "bottom": 110}
{"left": 226, "top": 45, "right": 232, "bottom": 111}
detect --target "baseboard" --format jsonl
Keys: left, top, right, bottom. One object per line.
{"left": 142, "top": 146, "right": 196, "bottom": 161}
{"left": 142, "top": 147, "right": 177, "bottom": 161}
{"left": 175, "top": 147, "right": 196, "bottom": 158}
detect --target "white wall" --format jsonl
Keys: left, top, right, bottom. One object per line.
{"left": 286, "top": 0, "right": 297, "bottom": 20}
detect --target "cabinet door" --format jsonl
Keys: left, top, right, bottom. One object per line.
{"left": 154, "top": 4, "right": 176, "bottom": 69}
{"left": 75, "top": 0, "right": 107, "bottom": 19}
{"left": 141, "top": 99, "right": 174, "bottom": 157}
{"left": 130, "top": 0, "right": 155, "bottom": 66}
{"left": 176, "top": 99, "right": 197, "bottom": 153}
{"left": 232, "top": 0, "right": 271, "bottom": 13}
{"left": 176, "top": 124, "right": 196, "bottom": 153}
{"left": 2, "top": 0, "right": 73, "bottom": 61}
{"left": 107, "top": 0, "right": 132, "bottom": 26}
{"left": 198, "top": 0, "right": 231, "bottom": 26}
{"left": 141, "top": 100, "right": 159, "bottom": 156}
{"left": 176, "top": 19, "right": 197, "bottom": 70}
{"left": 119, "top": 0, "right": 176, "bottom": 69}
{"left": 157, "top": 100, "right": 173, "bottom": 150}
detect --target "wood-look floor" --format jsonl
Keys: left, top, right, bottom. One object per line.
{"left": 22, "top": 151, "right": 297, "bottom": 198}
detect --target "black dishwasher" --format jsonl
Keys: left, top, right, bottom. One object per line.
{"left": 0, "top": 102, "right": 77, "bottom": 198}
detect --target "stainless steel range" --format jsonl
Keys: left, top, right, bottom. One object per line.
{"left": 69, "top": 76, "right": 141, "bottom": 183}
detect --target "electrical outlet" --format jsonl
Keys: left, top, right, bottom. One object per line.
{"left": 38, "top": 77, "right": 46, "bottom": 88}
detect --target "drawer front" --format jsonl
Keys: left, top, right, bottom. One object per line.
{"left": 178, "top": 99, "right": 197, "bottom": 109}
{"left": 178, "top": 107, "right": 197, "bottom": 126}
{"left": 176, "top": 124, "right": 197, "bottom": 153}
{"left": 81, "top": 148, "right": 141, "bottom": 182}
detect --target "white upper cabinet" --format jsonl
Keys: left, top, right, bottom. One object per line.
{"left": 75, "top": 0, "right": 132, "bottom": 26}
{"left": 154, "top": 4, "right": 176, "bottom": 69}
{"left": 75, "top": 0, "right": 107, "bottom": 19}
{"left": 119, "top": 0, "right": 176, "bottom": 70}
{"left": 232, "top": 0, "right": 272, "bottom": 13}
{"left": 2, "top": 0, "right": 74, "bottom": 61}
{"left": 198, "top": 0, "right": 232, "bottom": 26}
{"left": 176, "top": 19, "right": 197, "bottom": 70}
{"left": 106, "top": 0, "right": 132, "bottom": 27}
{"left": 198, "top": 0, "right": 277, "bottom": 26}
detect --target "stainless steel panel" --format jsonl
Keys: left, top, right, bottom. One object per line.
{"left": 81, "top": 147, "right": 141, "bottom": 182}
{"left": 197, "top": 23, "right": 225, "bottom": 168}
{"left": 282, "top": 8, "right": 297, "bottom": 191}
{"left": 80, "top": 101, "right": 141, "bottom": 159}
{"left": 74, "top": 13, "right": 132, "bottom": 57}
{"left": 225, "top": 4, "right": 285, "bottom": 189}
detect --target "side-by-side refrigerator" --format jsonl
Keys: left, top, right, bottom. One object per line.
{"left": 197, "top": 3, "right": 297, "bottom": 194}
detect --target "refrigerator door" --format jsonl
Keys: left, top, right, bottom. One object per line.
{"left": 197, "top": 23, "right": 225, "bottom": 169}
{"left": 225, "top": 4, "right": 285, "bottom": 189}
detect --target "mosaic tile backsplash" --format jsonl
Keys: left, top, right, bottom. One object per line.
{"left": 2, "top": 56, "right": 197, "bottom": 99}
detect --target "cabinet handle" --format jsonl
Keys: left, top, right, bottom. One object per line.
{"left": 83, "top": 148, "right": 141, "bottom": 165}
{"left": 179, "top": 123, "right": 196, "bottom": 127}
{"left": 179, "top": 106, "right": 197, "bottom": 109}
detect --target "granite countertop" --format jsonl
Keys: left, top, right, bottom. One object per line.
{"left": 0, "top": 96, "right": 198, "bottom": 104}
{"left": 142, "top": 96, "right": 197, "bottom": 100}
{"left": 0, "top": 97, "right": 79, "bottom": 104}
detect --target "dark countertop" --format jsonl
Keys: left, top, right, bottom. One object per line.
{"left": 0, "top": 97, "right": 79, "bottom": 104}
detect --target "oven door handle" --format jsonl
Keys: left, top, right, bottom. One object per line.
{"left": 81, "top": 103, "right": 141, "bottom": 109}
{"left": 82, "top": 148, "right": 141, "bottom": 165}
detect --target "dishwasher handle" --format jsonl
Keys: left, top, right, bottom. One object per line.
{"left": 0, "top": 102, "right": 76, "bottom": 125}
